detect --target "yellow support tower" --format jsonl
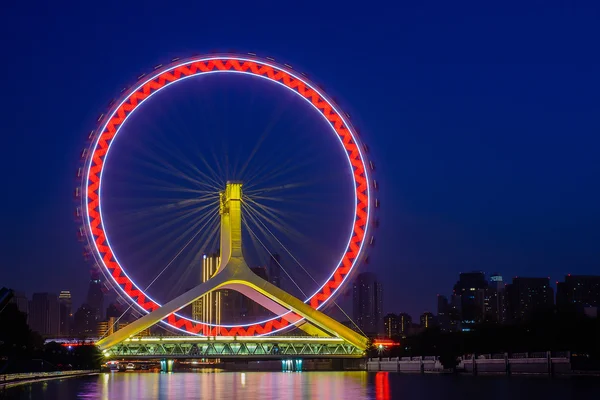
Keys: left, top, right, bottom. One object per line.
{"left": 96, "top": 182, "right": 368, "bottom": 352}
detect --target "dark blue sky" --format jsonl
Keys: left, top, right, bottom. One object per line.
{"left": 2, "top": 1, "right": 599, "bottom": 318}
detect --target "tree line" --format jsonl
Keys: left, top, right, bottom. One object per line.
{"left": 0, "top": 304, "right": 102, "bottom": 373}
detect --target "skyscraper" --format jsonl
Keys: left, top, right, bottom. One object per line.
{"left": 556, "top": 275, "right": 600, "bottom": 313}
{"left": 453, "top": 272, "right": 488, "bottom": 331}
{"left": 352, "top": 272, "right": 383, "bottom": 335}
{"left": 73, "top": 303, "right": 96, "bottom": 337}
{"left": 420, "top": 312, "right": 434, "bottom": 328}
{"left": 28, "top": 293, "right": 60, "bottom": 336}
{"left": 383, "top": 313, "right": 399, "bottom": 337}
{"left": 269, "top": 253, "right": 281, "bottom": 288}
{"left": 248, "top": 266, "right": 271, "bottom": 319}
{"left": 485, "top": 273, "right": 506, "bottom": 324}
{"left": 436, "top": 295, "right": 450, "bottom": 332}
{"left": 106, "top": 303, "right": 121, "bottom": 319}
{"left": 506, "top": 277, "right": 554, "bottom": 322}
{"left": 58, "top": 290, "right": 72, "bottom": 336}
{"left": 192, "top": 253, "right": 221, "bottom": 330}
{"left": 86, "top": 270, "right": 104, "bottom": 321}
{"left": 398, "top": 312, "right": 412, "bottom": 336}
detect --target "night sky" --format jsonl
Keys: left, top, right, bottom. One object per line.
{"left": 2, "top": 1, "right": 599, "bottom": 319}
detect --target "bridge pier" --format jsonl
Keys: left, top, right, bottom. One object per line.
{"left": 160, "top": 359, "right": 174, "bottom": 373}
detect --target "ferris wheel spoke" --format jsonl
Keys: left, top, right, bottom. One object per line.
{"left": 135, "top": 210, "right": 220, "bottom": 296}
{"left": 242, "top": 205, "right": 318, "bottom": 297}
{"left": 126, "top": 106, "right": 223, "bottom": 191}
{"left": 237, "top": 101, "right": 293, "bottom": 180}
{"left": 241, "top": 200, "right": 306, "bottom": 243}
{"left": 113, "top": 168, "right": 220, "bottom": 196}
{"left": 243, "top": 219, "right": 308, "bottom": 300}
{"left": 243, "top": 197, "right": 308, "bottom": 229}
{"left": 131, "top": 140, "right": 222, "bottom": 192}
{"left": 109, "top": 198, "right": 218, "bottom": 231}
{"left": 113, "top": 207, "right": 219, "bottom": 270}
{"left": 242, "top": 200, "right": 336, "bottom": 276}
{"left": 152, "top": 131, "right": 225, "bottom": 191}
{"left": 244, "top": 156, "right": 320, "bottom": 191}
{"left": 163, "top": 217, "right": 220, "bottom": 300}
{"left": 246, "top": 203, "right": 367, "bottom": 336}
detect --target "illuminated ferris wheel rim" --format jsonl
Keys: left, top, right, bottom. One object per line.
{"left": 82, "top": 54, "right": 373, "bottom": 336}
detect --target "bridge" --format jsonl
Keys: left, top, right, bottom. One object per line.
{"left": 102, "top": 336, "right": 364, "bottom": 359}
{"left": 95, "top": 182, "right": 369, "bottom": 361}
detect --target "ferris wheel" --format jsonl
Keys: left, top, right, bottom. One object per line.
{"left": 78, "top": 54, "right": 378, "bottom": 337}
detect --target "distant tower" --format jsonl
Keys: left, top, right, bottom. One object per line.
{"left": 485, "top": 273, "right": 506, "bottom": 324}
{"left": 420, "top": 312, "right": 434, "bottom": 328}
{"left": 453, "top": 272, "right": 488, "bottom": 331}
{"left": 192, "top": 253, "right": 221, "bottom": 330}
{"left": 73, "top": 303, "right": 96, "bottom": 337}
{"left": 437, "top": 295, "right": 450, "bottom": 332}
{"left": 269, "top": 253, "right": 282, "bottom": 288}
{"left": 248, "top": 266, "right": 271, "bottom": 319}
{"left": 87, "top": 269, "right": 104, "bottom": 321}
{"left": 29, "top": 293, "right": 60, "bottom": 336}
{"left": 106, "top": 302, "right": 121, "bottom": 319}
{"left": 352, "top": 272, "right": 383, "bottom": 335}
{"left": 506, "top": 277, "right": 554, "bottom": 322}
{"left": 58, "top": 290, "right": 72, "bottom": 336}
{"left": 383, "top": 313, "right": 399, "bottom": 337}
{"left": 556, "top": 275, "right": 600, "bottom": 313}
{"left": 397, "top": 312, "right": 412, "bottom": 335}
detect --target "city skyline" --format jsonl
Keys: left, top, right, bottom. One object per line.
{"left": 2, "top": 2, "right": 600, "bottom": 321}
{"left": 6, "top": 268, "right": 598, "bottom": 324}
{"left": 11, "top": 269, "right": 600, "bottom": 339}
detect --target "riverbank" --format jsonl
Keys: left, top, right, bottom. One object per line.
{"left": 0, "top": 370, "right": 99, "bottom": 389}
{"left": 366, "top": 353, "right": 600, "bottom": 376}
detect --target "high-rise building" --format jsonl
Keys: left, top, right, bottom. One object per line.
{"left": 383, "top": 313, "right": 399, "bottom": 337}
{"left": 106, "top": 303, "right": 121, "bottom": 319}
{"left": 9, "top": 291, "right": 28, "bottom": 317}
{"left": 556, "top": 275, "right": 600, "bottom": 313}
{"left": 192, "top": 253, "right": 221, "bottom": 331}
{"left": 420, "top": 312, "right": 434, "bottom": 328}
{"left": 58, "top": 290, "right": 72, "bottom": 336}
{"left": 28, "top": 293, "right": 60, "bottom": 336}
{"left": 352, "top": 272, "right": 383, "bottom": 335}
{"left": 506, "top": 277, "right": 554, "bottom": 322}
{"left": 453, "top": 272, "right": 488, "bottom": 331}
{"left": 447, "top": 294, "right": 462, "bottom": 331}
{"left": 220, "top": 288, "right": 246, "bottom": 324}
{"left": 485, "top": 273, "right": 506, "bottom": 324}
{"left": 397, "top": 312, "right": 412, "bottom": 336}
{"left": 247, "top": 267, "right": 271, "bottom": 319}
{"left": 436, "top": 295, "right": 451, "bottom": 331}
{"left": 269, "top": 253, "right": 282, "bottom": 288}
{"left": 73, "top": 303, "right": 96, "bottom": 337}
{"left": 86, "top": 270, "right": 104, "bottom": 321}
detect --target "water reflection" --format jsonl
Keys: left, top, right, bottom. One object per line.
{"left": 375, "top": 372, "right": 390, "bottom": 400}
{"left": 4, "top": 371, "right": 600, "bottom": 399}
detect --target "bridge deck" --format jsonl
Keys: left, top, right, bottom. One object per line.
{"left": 102, "top": 336, "right": 365, "bottom": 359}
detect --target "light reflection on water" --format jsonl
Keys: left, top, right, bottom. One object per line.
{"left": 78, "top": 371, "right": 372, "bottom": 400}
{"left": 4, "top": 371, "right": 599, "bottom": 399}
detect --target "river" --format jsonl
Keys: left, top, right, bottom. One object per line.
{"left": 3, "top": 371, "right": 599, "bottom": 399}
